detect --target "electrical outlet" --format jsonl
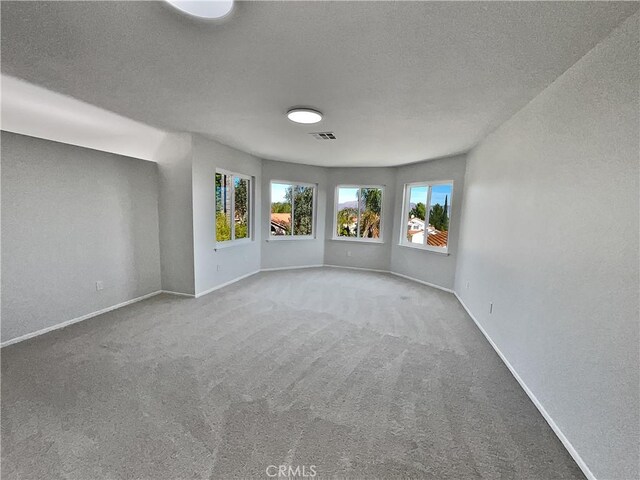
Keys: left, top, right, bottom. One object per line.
{"left": 347, "top": 250, "right": 352, "bottom": 257}
{"left": 466, "top": 281, "right": 470, "bottom": 289}
{"left": 489, "top": 302, "right": 493, "bottom": 314}
{"left": 216, "top": 265, "right": 221, "bottom": 271}
{"left": 96, "top": 281, "right": 104, "bottom": 291}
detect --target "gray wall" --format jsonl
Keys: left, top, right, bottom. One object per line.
{"left": 261, "top": 160, "right": 327, "bottom": 269}
{"left": 156, "top": 133, "right": 195, "bottom": 295}
{"left": 324, "top": 167, "right": 396, "bottom": 271}
{"left": 192, "top": 135, "right": 262, "bottom": 296}
{"left": 455, "top": 12, "right": 639, "bottom": 480}
{"left": 390, "top": 155, "right": 466, "bottom": 290}
{"left": 1, "top": 131, "right": 162, "bottom": 342}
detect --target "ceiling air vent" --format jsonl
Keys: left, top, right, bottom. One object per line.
{"left": 310, "top": 132, "right": 336, "bottom": 140}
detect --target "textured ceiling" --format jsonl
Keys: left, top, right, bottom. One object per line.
{"left": 1, "top": 1, "right": 637, "bottom": 166}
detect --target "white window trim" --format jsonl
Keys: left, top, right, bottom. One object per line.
{"left": 215, "top": 169, "right": 253, "bottom": 248}
{"left": 269, "top": 180, "right": 317, "bottom": 240}
{"left": 399, "top": 179, "right": 453, "bottom": 254}
{"left": 333, "top": 184, "right": 385, "bottom": 243}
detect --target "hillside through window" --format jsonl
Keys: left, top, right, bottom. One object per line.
{"left": 335, "top": 186, "right": 383, "bottom": 241}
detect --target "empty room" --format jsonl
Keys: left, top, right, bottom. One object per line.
{"left": 1, "top": 1, "right": 638, "bottom": 479}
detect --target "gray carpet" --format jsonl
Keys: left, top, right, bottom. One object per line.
{"left": 1, "top": 268, "right": 584, "bottom": 479}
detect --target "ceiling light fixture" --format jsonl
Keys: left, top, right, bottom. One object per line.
{"left": 165, "top": 0, "right": 234, "bottom": 20}
{"left": 287, "top": 108, "right": 323, "bottom": 124}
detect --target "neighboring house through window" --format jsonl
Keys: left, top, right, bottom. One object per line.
{"left": 401, "top": 181, "right": 453, "bottom": 253}
{"left": 270, "top": 181, "right": 316, "bottom": 238}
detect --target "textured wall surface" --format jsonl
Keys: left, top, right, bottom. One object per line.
{"left": 455, "top": 13, "right": 639, "bottom": 479}
{"left": 261, "top": 160, "right": 328, "bottom": 270}
{"left": 390, "top": 155, "right": 467, "bottom": 290}
{"left": 156, "top": 133, "right": 195, "bottom": 294}
{"left": 324, "top": 168, "right": 396, "bottom": 271}
{"left": 1, "top": 132, "right": 162, "bottom": 342}
{"left": 192, "top": 135, "right": 262, "bottom": 296}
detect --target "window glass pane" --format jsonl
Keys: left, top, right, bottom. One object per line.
{"left": 359, "top": 188, "right": 382, "bottom": 238}
{"left": 234, "top": 177, "right": 249, "bottom": 239}
{"left": 406, "top": 186, "right": 427, "bottom": 244}
{"left": 293, "top": 185, "right": 314, "bottom": 236}
{"left": 215, "top": 173, "right": 232, "bottom": 242}
{"left": 336, "top": 187, "right": 358, "bottom": 237}
{"left": 270, "top": 183, "right": 292, "bottom": 236}
{"left": 427, "top": 183, "right": 452, "bottom": 249}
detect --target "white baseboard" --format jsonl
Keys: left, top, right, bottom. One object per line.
{"left": 260, "top": 264, "right": 324, "bottom": 272}
{"left": 194, "top": 270, "right": 261, "bottom": 298}
{"left": 0, "top": 290, "right": 163, "bottom": 348}
{"left": 323, "top": 264, "right": 390, "bottom": 274}
{"left": 161, "top": 289, "right": 195, "bottom": 297}
{"left": 453, "top": 292, "right": 596, "bottom": 480}
{"left": 389, "top": 271, "right": 454, "bottom": 293}
{"left": 264, "top": 264, "right": 455, "bottom": 294}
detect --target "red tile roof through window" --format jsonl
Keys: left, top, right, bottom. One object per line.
{"left": 271, "top": 213, "right": 291, "bottom": 227}
{"left": 427, "top": 230, "right": 448, "bottom": 247}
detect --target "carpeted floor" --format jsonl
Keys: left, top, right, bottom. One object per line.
{"left": 1, "top": 268, "right": 584, "bottom": 479}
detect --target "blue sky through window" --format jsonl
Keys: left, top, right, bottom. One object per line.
{"left": 338, "top": 187, "right": 359, "bottom": 205}
{"left": 431, "top": 184, "right": 452, "bottom": 207}
{"left": 271, "top": 183, "right": 291, "bottom": 203}
{"left": 409, "top": 186, "right": 427, "bottom": 206}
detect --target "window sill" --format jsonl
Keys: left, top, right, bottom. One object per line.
{"left": 330, "top": 237, "right": 385, "bottom": 244}
{"left": 215, "top": 239, "right": 253, "bottom": 250}
{"left": 398, "top": 243, "right": 449, "bottom": 255}
{"left": 267, "top": 236, "right": 316, "bottom": 242}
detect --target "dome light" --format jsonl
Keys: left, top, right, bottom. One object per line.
{"left": 165, "top": 0, "right": 234, "bottom": 20}
{"left": 287, "top": 108, "right": 323, "bottom": 124}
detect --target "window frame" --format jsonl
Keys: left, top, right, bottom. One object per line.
{"left": 399, "top": 179, "right": 453, "bottom": 254}
{"left": 332, "top": 184, "right": 385, "bottom": 243}
{"left": 215, "top": 168, "right": 253, "bottom": 248}
{"left": 268, "top": 180, "right": 317, "bottom": 241}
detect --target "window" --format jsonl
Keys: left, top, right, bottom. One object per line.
{"left": 334, "top": 186, "right": 383, "bottom": 241}
{"left": 401, "top": 181, "right": 453, "bottom": 252}
{"left": 215, "top": 171, "right": 251, "bottom": 244}
{"left": 270, "top": 181, "right": 316, "bottom": 238}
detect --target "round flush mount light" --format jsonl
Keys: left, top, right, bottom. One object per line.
{"left": 165, "top": 0, "right": 234, "bottom": 20}
{"left": 287, "top": 108, "right": 323, "bottom": 124}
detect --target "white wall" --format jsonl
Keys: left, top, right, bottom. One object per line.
{"left": 455, "top": 12, "right": 639, "bottom": 480}
{"left": 390, "top": 155, "right": 466, "bottom": 290}
{"left": 191, "top": 134, "right": 262, "bottom": 296}
{"left": 1, "top": 132, "right": 162, "bottom": 342}
{"left": 261, "top": 160, "right": 327, "bottom": 269}
{"left": 156, "top": 133, "right": 195, "bottom": 295}
{"left": 2, "top": 72, "right": 198, "bottom": 296}
{"left": 0, "top": 74, "right": 174, "bottom": 163}
{"left": 324, "top": 167, "right": 396, "bottom": 271}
